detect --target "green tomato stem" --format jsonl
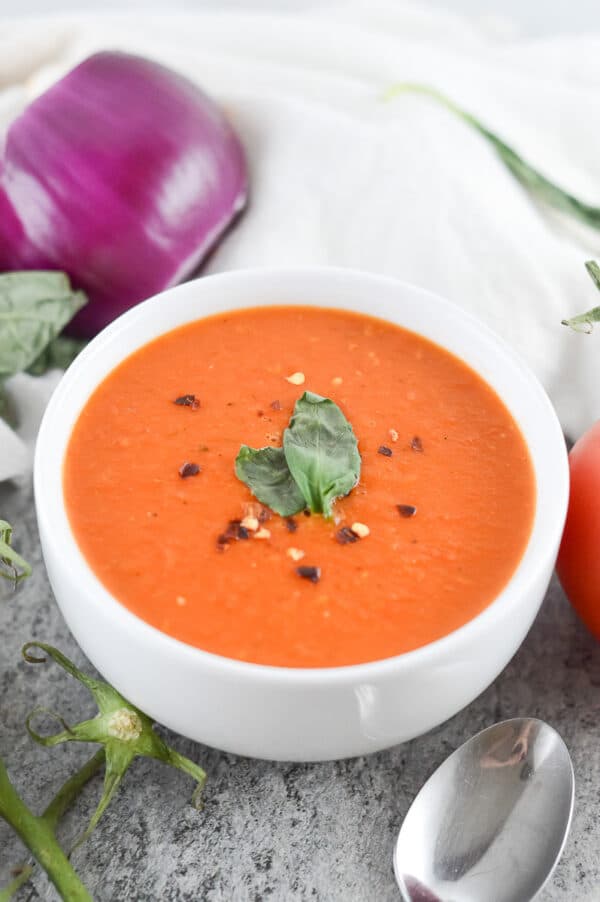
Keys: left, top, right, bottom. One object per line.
{"left": 0, "top": 752, "right": 103, "bottom": 901}
{"left": 44, "top": 749, "right": 105, "bottom": 831}
{"left": 0, "top": 865, "right": 33, "bottom": 901}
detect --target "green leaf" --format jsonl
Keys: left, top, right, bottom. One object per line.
{"left": 0, "top": 383, "right": 13, "bottom": 425}
{"left": 562, "top": 260, "right": 600, "bottom": 333}
{"left": 235, "top": 394, "right": 362, "bottom": 519}
{"left": 0, "top": 519, "right": 32, "bottom": 585}
{"left": 235, "top": 445, "right": 306, "bottom": 516}
{"left": 283, "top": 392, "right": 361, "bottom": 518}
{"left": 385, "top": 83, "right": 600, "bottom": 232}
{"left": 0, "top": 271, "right": 87, "bottom": 380}
{"left": 26, "top": 334, "right": 87, "bottom": 376}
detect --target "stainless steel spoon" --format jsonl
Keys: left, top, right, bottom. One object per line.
{"left": 394, "top": 718, "right": 574, "bottom": 902}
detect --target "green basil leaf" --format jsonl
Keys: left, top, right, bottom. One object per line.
{"left": 235, "top": 445, "right": 306, "bottom": 516}
{"left": 26, "top": 335, "right": 87, "bottom": 376}
{"left": 283, "top": 391, "right": 361, "bottom": 518}
{"left": 0, "top": 271, "right": 87, "bottom": 380}
{"left": 0, "top": 382, "right": 14, "bottom": 426}
{"left": 386, "top": 83, "right": 600, "bottom": 232}
{"left": 562, "top": 260, "right": 600, "bottom": 333}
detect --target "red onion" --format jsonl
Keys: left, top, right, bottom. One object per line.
{"left": 0, "top": 52, "right": 248, "bottom": 337}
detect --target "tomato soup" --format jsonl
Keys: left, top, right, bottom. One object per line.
{"left": 64, "top": 306, "right": 535, "bottom": 668}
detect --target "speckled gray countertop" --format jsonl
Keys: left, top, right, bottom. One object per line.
{"left": 1, "top": 476, "right": 599, "bottom": 901}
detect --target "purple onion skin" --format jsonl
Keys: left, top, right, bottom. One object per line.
{"left": 0, "top": 52, "right": 248, "bottom": 337}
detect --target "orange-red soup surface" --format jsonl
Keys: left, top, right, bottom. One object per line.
{"left": 64, "top": 307, "right": 536, "bottom": 668}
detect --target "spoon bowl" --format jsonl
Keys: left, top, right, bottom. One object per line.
{"left": 394, "top": 718, "right": 574, "bottom": 902}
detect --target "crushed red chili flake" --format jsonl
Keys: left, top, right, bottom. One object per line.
{"left": 397, "top": 504, "right": 417, "bottom": 518}
{"left": 223, "top": 519, "right": 250, "bottom": 540}
{"left": 285, "top": 517, "right": 298, "bottom": 533}
{"left": 178, "top": 462, "right": 200, "bottom": 478}
{"left": 174, "top": 394, "right": 200, "bottom": 409}
{"left": 296, "top": 565, "right": 321, "bottom": 583}
{"left": 258, "top": 507, "right": 272, "bottom": 523}
{"left": 378, "top": 445, "right": 393, "bottom": 457}
{"left": 257, "top": 409, "right": 264, "bottom": 417}
{"left": 303, "top": 509, "right": 311, "bottom": 517}
{"left": 336, "top": 526, "right": 359, "bottom": 545}
{"left": 224, "top": 520, "right": 240, "bottom": 539}
{"left": 270, "top": 400, "right": 282, "bottom": 411}
{"left": 411, "top": 436, "right": 423, "bottom": 452}
{"left": 217, "top": 519, "right": 251, "bottom": 550}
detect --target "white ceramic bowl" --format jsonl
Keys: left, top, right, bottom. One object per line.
{"left": 35, "top": 267, "right": 568, "bottom": 761}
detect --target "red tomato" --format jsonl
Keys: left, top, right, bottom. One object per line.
{"left": 556, "top": 420, "right": 600, "bottom": 638}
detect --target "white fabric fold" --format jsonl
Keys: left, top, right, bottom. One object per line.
{"left": 1, "top": 1, "right": 599, "bottom": 481}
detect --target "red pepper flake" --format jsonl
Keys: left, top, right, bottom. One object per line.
{"left": 270, "top": 400, "right": 282, "bottom": 411}
{"left": 378, "top": 445, "right": 393, "bottom": 457}
{"left": 174, "top": 394, "right": 200, "bottom": 409}
{"left": 285, "top": 517, "right": 298, "bottom": 533}
{"left": 259, "top": 507, "right": 272, "bottom": 523}
{"left": 217, "top": 519, "right": 251, "bottom": 550}
{"left": 336, "top": 526, "right": 359, "bottom": 545}
{"left": 296, "top": 565, "right": 321, "bottom": 583}
{"left": 257, "top": 409, "right": 264, "bottom": 417}
{"left": 224, "top": 519, "right": 250, "bottom": 540}
{"left": 397, "top": 504, "right": 417, "bottom": 518}
{"left": 224, "top": 521, "right": 241, "bottom": 539}
{"left": 411, "top": 436, "right": 423, "bottom": 452}
{"left": 303, "top": 509, "right": 311, "bottom": 517}
{"left": 179, "top": 462, "right": 200, "bottom": 478}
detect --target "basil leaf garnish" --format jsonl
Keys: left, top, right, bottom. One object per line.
{"left": 283, "top": 392, "right": 360, "bottom": 518}
{"left": 235, "top": 392, "right": 361, "bottom": 518}
{"left": 0, "top": 272, "right": 87, "bottom": 381}
{"left": 235, "top": 445, "right": 306, "bottom": 516}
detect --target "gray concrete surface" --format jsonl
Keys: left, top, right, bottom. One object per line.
{"left": 1, "top": 476, "right": 599, "bottom": 901}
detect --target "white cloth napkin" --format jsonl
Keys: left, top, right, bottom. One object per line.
{"left": 2, "top": 1, "right": 600, "bottom": 482}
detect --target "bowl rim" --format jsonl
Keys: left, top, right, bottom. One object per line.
{"left": 34, "top": 265, "right": 569, "bottom": 684}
